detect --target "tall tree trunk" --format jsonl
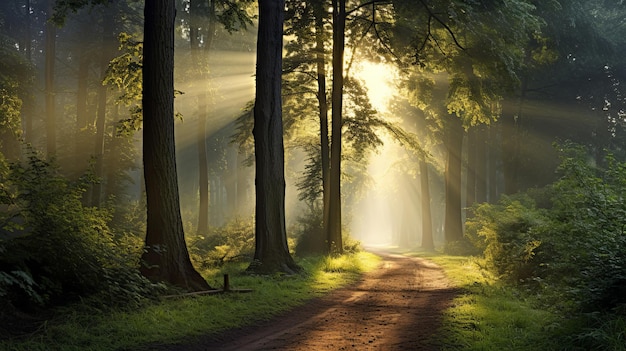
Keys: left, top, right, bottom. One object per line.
{"left": 475, "top": 125, "right": 487, "bottom": 203}
{"left": 419, "top": 155, "right": 434, "bottom": 251}
{"left": 105, "top": 104, "right": 120, "bottom": 198}
{"left": 92, "top": 12, "right": 115, "bottom": 206}
{"left": 190, "top": 0, "right": 215, "bottom": 234}
{"left": 235, "top": 151, "right": 250, "bottom": 216}
{"left": 314, "top": 1, "right": 330, "bottom": 253}
{"left": 465, "top": 127, "right": 477, "bottom": 212}
{"left": 140, "top": 0, "right": 210, "bottom": 291}
{"left": 444, "top": 115, "right": 464, "bottom": 244}
{"left": 22, "top": 0, "right": 33, "bottom": 145}
{"left": 501, "top": 79, "right": 527, "bottom": 195}
{"left": 501, "top": 102, "right": 519, "bottom": 195}
{"left": 488, "top": 124, "right": 498, "bottom": 203}
{"left": 248, "top": 0, "right": 299, "bottom": 274}
{"left": 45, "top": 1, "right": 56, "bottom": 159}
{"left": 76, "top": 51, "right": 90, "bottom": 131}
{"left": 328, "top": 0, "right": 346, "bottom": 255}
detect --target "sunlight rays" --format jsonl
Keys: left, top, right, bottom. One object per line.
{"left": 174, "top": 50, "right": 256, "bottom": 151}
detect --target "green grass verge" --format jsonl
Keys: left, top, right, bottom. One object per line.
{"left": 406, "top": 250, "right": 562, "bottom": 351}
{"left": 0, "top": 252, "right": 380, "bottom": 351}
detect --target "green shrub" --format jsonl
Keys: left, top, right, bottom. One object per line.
{"left": 466, "top": 142, "right": 626, "bottom": 313}
{"left": 537, "top": 144, "right": 626, "bottom": 311}
{"left": 294, "top": 207, "right": 326, "bottom": 255}
{"left": 189, "top": 218, "right": 255, "bottom": 268}
{"left": 0, "top": 151, "right": 162, "bottom": 310}
{"left": 465, "top": 195, "right": 546, "bottom": 282}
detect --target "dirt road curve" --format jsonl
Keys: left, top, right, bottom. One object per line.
{"left": 164, "top": 253, "right": 457, "bottom": 351}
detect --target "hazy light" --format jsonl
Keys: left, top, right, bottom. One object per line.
{"left": 355, "top": 61, "right": 398, "bottom": 113}
{"left": 348, "top": 61, "right": 413, "bottom": 248}
{"left": 174, "top": 49, "right": 256, "bottom": 151}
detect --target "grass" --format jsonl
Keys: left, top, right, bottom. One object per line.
{"left": 0, "top": 252, "right": 380, "bottom": 351}
{"left": 399, "top": 250, "right": 561, "bottom": 351}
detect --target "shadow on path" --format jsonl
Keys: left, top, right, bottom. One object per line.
{"left": 152, "top": 252, "right": 458, "bottom": 351}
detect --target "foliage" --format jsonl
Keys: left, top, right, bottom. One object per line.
{"left": 188, "top": 219, "right": 256, "bottom": 268}
{"left": 465, "top": 142, "right": 626, "bottom": 314}
{"left": 465, "top": 195, "right": 545, "bottom": 281}
{"left": 104, "top": 32, "right": 144, "bottom": 135}
{"left": 538, "top": 143, "right": 626, "bottom": 311}
{"left": 293, "top": 205, "right": 326, "bottom": 255}
{"left": 292, "top": 206, "right": 362, "bottom": 256}
{"left": 0, "top": 30, "right": 31, "bottom": 146}
{"left": 0, "top": 150, "right": 163, "bottom": 310}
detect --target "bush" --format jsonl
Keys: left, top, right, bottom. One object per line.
{"left": 293, "top": 207, "right": 362, "bottom": 256}
{"left": 537, "top": 144, "right": 626, "bottom": 311}
{"left": 465, "top": 195, "right": 546, "bottom": 282}
{"left": 465, "top": 142, "right": 626, "bottom": 313}
{"left": 294, "top": 207, "right": 326, "bottom": 255}
{"left": 189, "top": 218, "right": 255, "bottom": 268}
{"left": 0, "top": 151, "right": 162, "bottom": 310}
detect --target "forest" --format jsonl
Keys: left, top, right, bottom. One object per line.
{"left": 1, "top": 0, "right": 625, "bottom": 350}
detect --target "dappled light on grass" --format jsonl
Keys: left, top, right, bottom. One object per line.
{"left": 307, "top": 252, "right": 381, "bottom": 293}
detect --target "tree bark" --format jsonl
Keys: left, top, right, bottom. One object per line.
{"left": 140, "top": 0, "right": 210, "bottom": 291}
{"left": 248, "top": 0, "right": 300, "bottom": 274}
{"left": 328, "top": 0, "right": 346, "bottom": 255}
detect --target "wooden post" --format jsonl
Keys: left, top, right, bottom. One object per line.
{"left": 223, "top": 274, "right": 230, "bottom": 291}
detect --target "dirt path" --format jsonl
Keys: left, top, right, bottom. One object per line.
{"left": 162, "top": 253, "right": 458, "bottom": 351}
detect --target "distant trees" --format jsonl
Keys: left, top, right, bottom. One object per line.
{"left": 391, "top": 0, "right": 543, "bottom": 246}
{"left": 44, "top": 0, "right": 56, "bottom": 159}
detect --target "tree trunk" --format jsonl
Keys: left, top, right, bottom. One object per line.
{"left": 92, "top": 13, "right": 114, "bottom": 207}
{"left": 475, "top": 125, "right": 487, "bottom": 204}
{"left": 45, "top": 1, "right": 56, "bottom": 159}
{"left": 328, "top": 0, "right": 346, "bottom": 255}
{"left": 22, "top": 0, "right": 33, "bottom": 145}
{"left": 248, "top": 0, "right": 300, "bottom": 274}
{"left": 501, "top": 78, "right": 527, "bottom": 195}
{"left": 419, "top": 155, "right": 434, "bottom": 251}
{"left": 444, "top": 115, "right": 464, "bottom": 244}
{"left": 76, "top": 43, "right": 90, "bottom": 134}
{"left": 140, "top": 0, "right": 210, "bottom": 291}
{"left": 488, "top": 124, "right": 498, "bottom": 203}
{"left": 190, "top": 0, "right": 216, "bottom": 235}
{"left": 314, "top": 1, "right": 330, "bottom": 253}
{"left": 501, "top": 100, "right": 520, "bottom": 195}
{"left": 465, "top": 126, "right": 477, "bottom": 213}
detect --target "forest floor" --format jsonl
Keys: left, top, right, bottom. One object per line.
{"left": 154, "top": 252, "right": 459, "bottom": 351}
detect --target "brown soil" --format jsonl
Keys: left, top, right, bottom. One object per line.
{"left": 157, "top": 252, "right": 458, "bottom": 351}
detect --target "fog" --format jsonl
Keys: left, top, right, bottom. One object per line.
{"left": 5, "top": 1, "right": 622, "bottom": 254}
